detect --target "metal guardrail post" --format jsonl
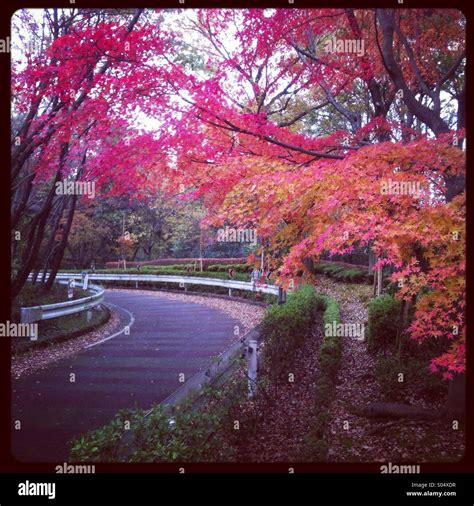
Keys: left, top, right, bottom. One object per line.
{"left": 81, "top": 271, "right": 89, "bottom": 290}
{"left": 278, "top": 286, "right": 286, "bottom": 304}
{"left": 248, "top": 339, "right": 258, "bottom": 397}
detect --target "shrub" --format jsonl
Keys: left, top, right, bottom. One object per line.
{"left": 375, "top": 354, "right": 447, "bottom": 402}
{"left": 70, "top": 375, "right": 249, "bottom": 463}
{"left": 305, "top": 294, "right": 341, "bottom": 460}
{"left": 68, "top": 267, "right": 251, "bottom": 281}
{"left": 367, "top": 294, "right": 401, "bottom": 351}
{"left": 316, "top": 295, "right": 342, "bottom": 396}
{"left": 261, "top": 285, "right": 318, "bottom": 381}
{"left": 70, "top": 405, "right": 230, "bottom": 462}
{"left": 98, "top": 279, "right": 277, "bottom": 304}
{"left": 259, "top": 288, "right": 341, "bottom": 461}
{"left": 63, "top": 267, "right": 256, "bottom": 283}
{"left": 70, "top": 410, "right": 128, "bottom": 462}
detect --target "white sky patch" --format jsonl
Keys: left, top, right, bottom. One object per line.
{"left": 11, "top": 8, "right": 463, "bottom": 140}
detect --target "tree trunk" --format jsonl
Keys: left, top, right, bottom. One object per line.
{"left": 302, "top": 257, "right": 315, "bottom": 274}
{"left": 354, "top": 401, "right": 446, "bottom": 420}
{"left": 376, "top": 264, "right": 383, "bottom": 296}
{"left": 373, "top": 262, "right": 378, "bottom": 296}
{"left": 11, "top": 164, "right": 64, "bottom": 299}
{"left": 11, "top": 169, "right": 35, "bottom": 230}
{"left": 43, "top": 194, "right": 78, "bottom": 292}
{"left": 368, "top": 241, "right": 375, "bottom": 274}
{"left": 40, "top": 198, "right": 68, "bottom": 283}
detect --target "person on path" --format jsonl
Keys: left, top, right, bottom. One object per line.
{"left": 250, "top": 267, "right": 261, "bottom": 290}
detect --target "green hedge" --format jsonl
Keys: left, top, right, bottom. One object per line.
{"left": 63, "top": 266, "right": 278, "bottom": 303}
{"left": 104, "top": 258, "right": 246, "bottom": 269}
{"left": 367, "top": 294, "right": 401, "bottom": 351}
{"left": 305, "top": 294, "right": 342, "bottom": 460}
{"left": 260, "top": 285, "right": 319, "bottom": 382}
{"left": 313, "top": 262, "right": 373, "bottom": 284}
{"left": 70, "top": 405, "right": 231, "bottom": 463}
{"left": 206, "top": 263, "right": 251, "bottom": 273}
{"left": 318, "top": 296, "right": 342, "bottom": 382}
{"left": 137, "top": 268, "right": 251, "bottom": 281}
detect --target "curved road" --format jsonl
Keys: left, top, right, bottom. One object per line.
{"left": 11, "top": 289, "right": 240, "bottom": 462}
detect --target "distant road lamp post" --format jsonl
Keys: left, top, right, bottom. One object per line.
{"left": 121, "top": 213, "right": 126, "bottom": 270}
{"left": 199, "top": 226, "right": 203, "bottom": 272}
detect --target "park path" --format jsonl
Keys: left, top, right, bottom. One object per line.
{"left": 312, "top": 276, "right": 384, "bottom": 461}
{"left": 11, "top": 289, "right": 242, "bottom": 462}
{"left": 314, "top": 276, "right": 464, "bottom": 463}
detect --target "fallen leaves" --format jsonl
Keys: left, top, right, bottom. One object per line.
{"left": 11, "top": 306, "right": 122, "bottom": 380}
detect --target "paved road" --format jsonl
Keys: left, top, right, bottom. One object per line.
{"left": 11, "top": 289, "right": 240, "bottom": 462}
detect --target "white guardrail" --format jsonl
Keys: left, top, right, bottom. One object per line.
{"left": 56, "top": 272, "right": 280, "bottom": 295}
{"left": 20, "top": 279, "right": 105, "bottom": 324}
{"left": 21, "top": 273, "right": 283, "bottom": 323}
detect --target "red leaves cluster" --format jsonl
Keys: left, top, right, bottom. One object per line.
{"left": 12, "top": 8, "right": 465, "bottom": 376}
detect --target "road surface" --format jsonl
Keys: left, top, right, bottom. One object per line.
{"left": 11, "top": 289, "right": 240, "bottom": 462}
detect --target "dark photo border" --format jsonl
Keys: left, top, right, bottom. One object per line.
{"left": 1, "top": 0, "right": 472, "bottom": 504}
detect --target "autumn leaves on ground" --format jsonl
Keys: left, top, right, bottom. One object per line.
{"left": 11, "top": 7, "right": 465, "bottom": 465}
{"left": 230, "top": 275, "right": 464, "bottom": 463}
